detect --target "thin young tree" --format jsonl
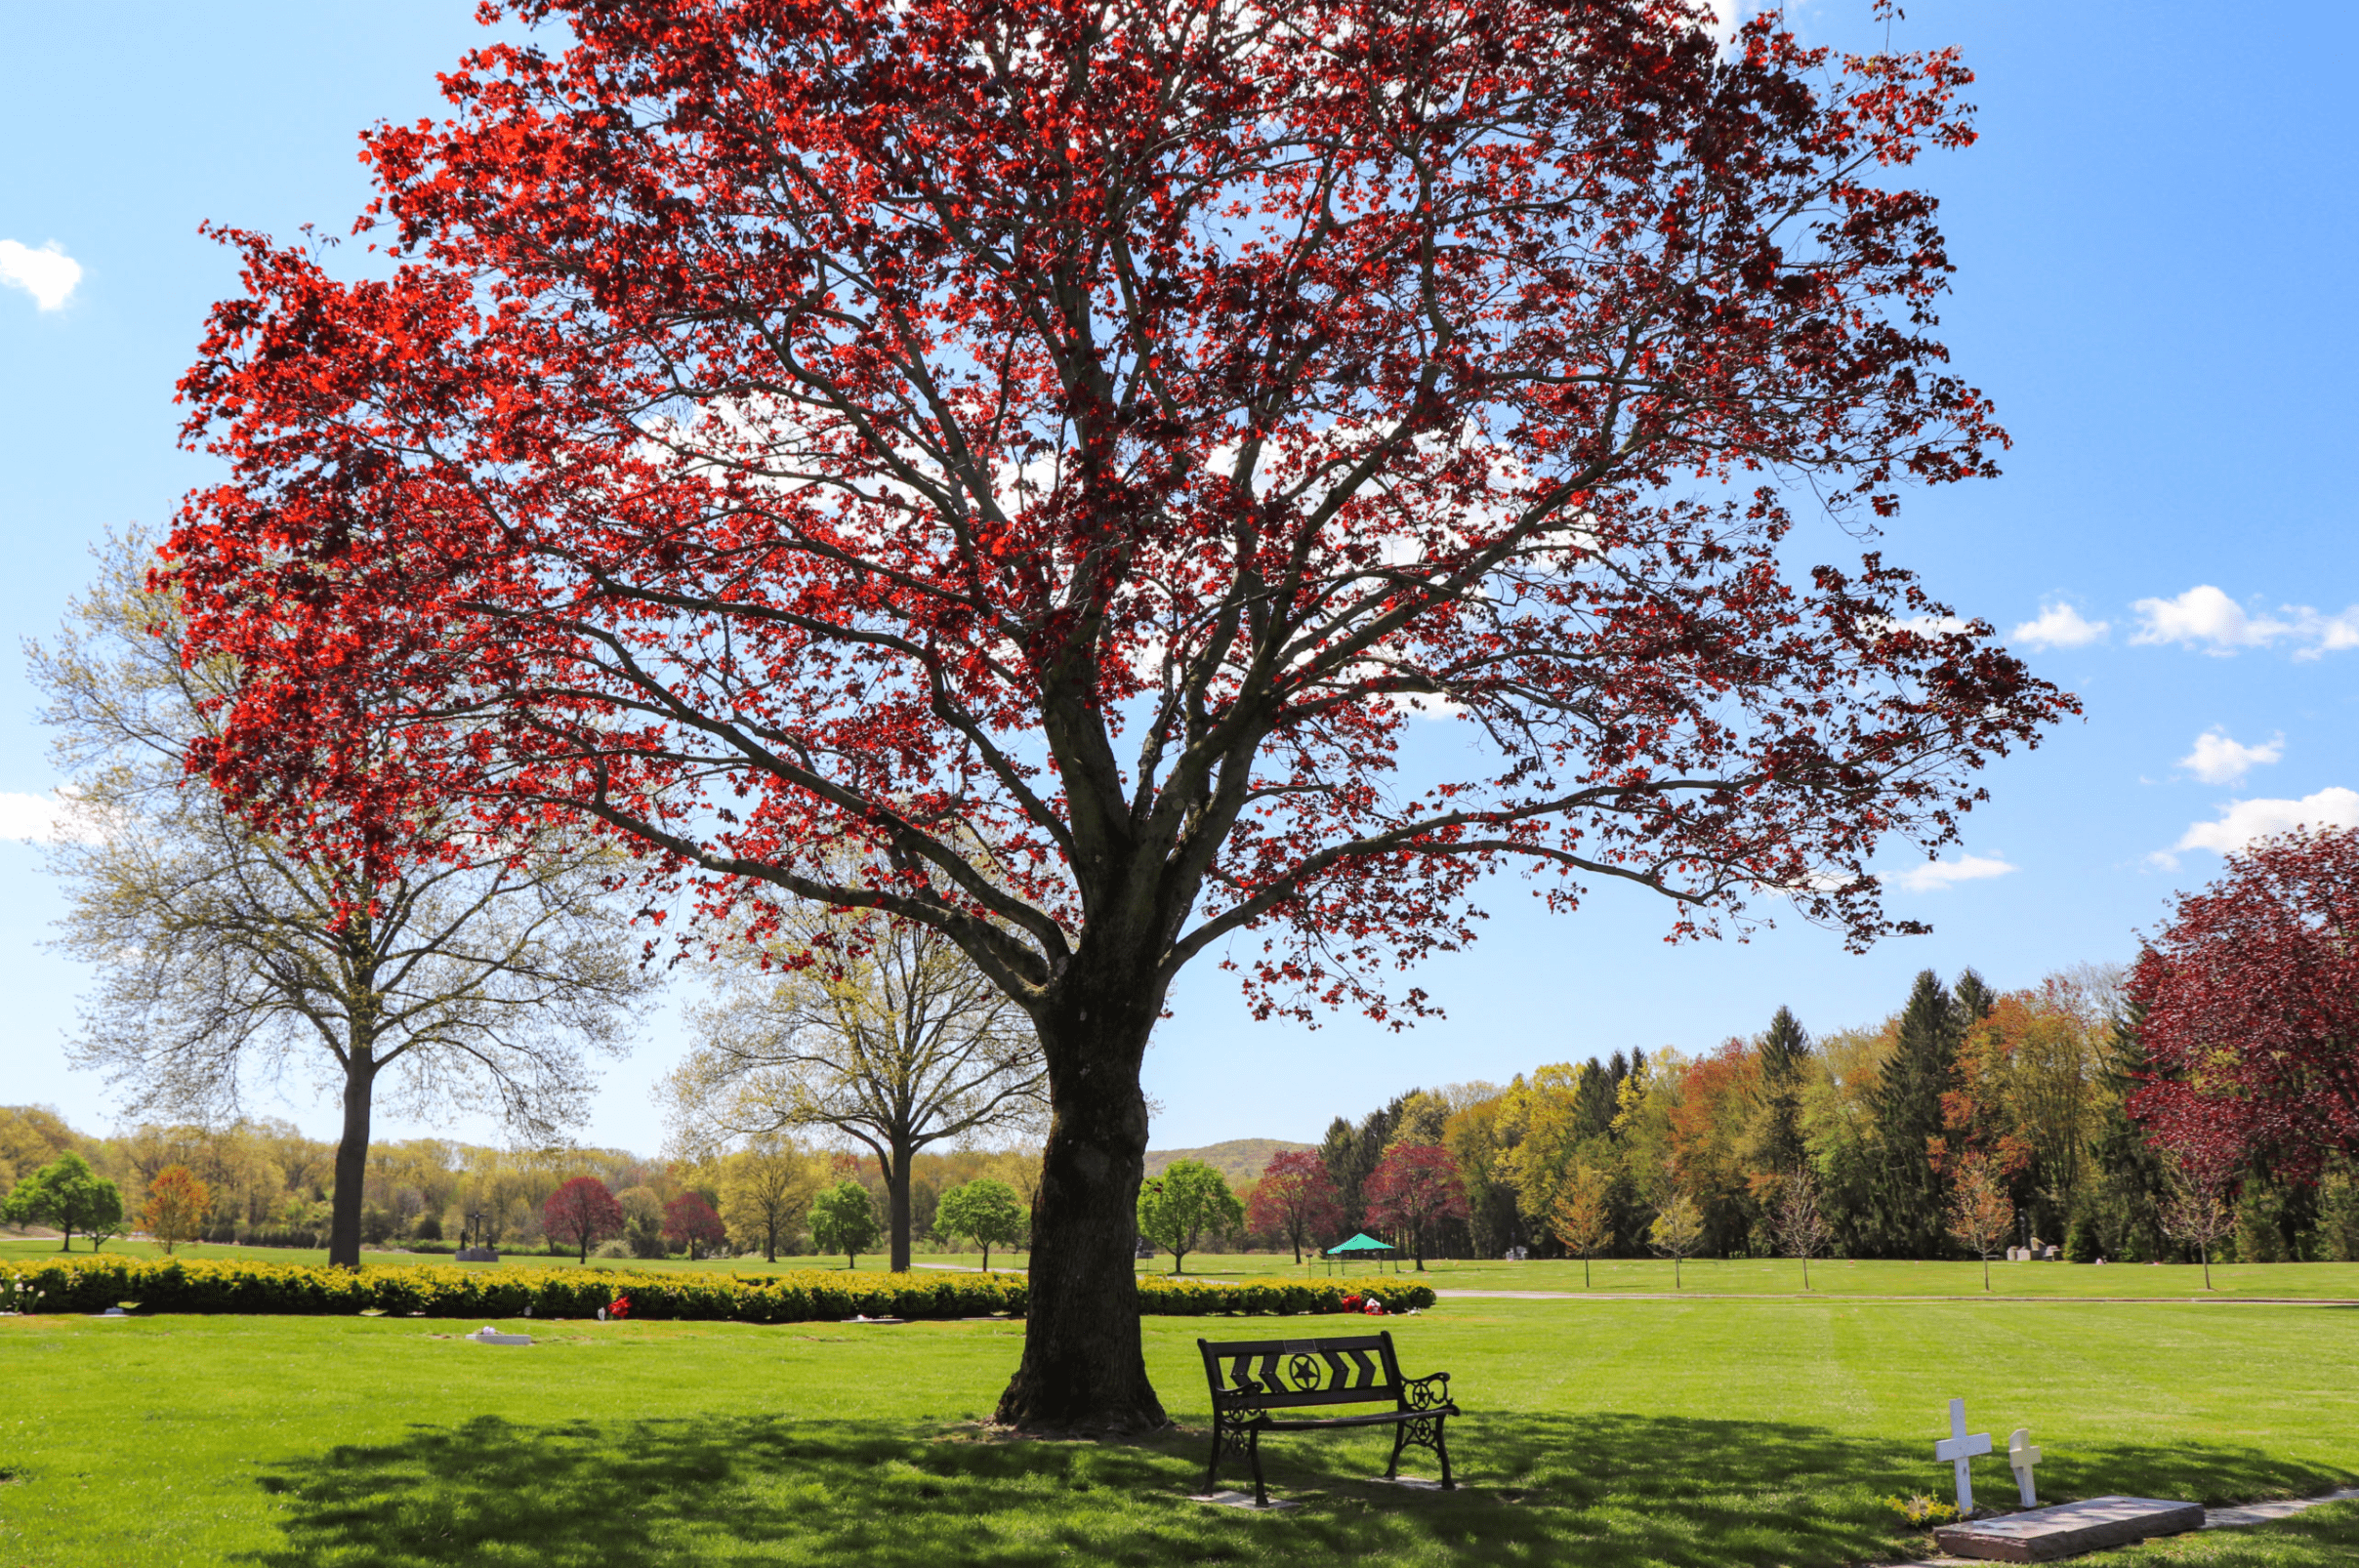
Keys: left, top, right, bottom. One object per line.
{"left": 666, "top": 899, "right": 1046, "bottom": 1273}
{"left": 1944, "top": 1150, "right": 2013, "bottom": 1292}
{"left": 1137, "top": 1160, "right": 1243, "bottom": 1276}
{"left": 33, "top": 534, "right": 653, "bottom": 1269}
{"left": 1765, "top": 1165, "right": 1834, "bottom": 1291}
{"left": 936, "top": 1177, "right": 1027, "bottom": 1272}
{"left": 168, "top": 1, "right": 2071, "bottom": 1426}
{"left": 143, "top": 1165, "right": 212, "bottom": 1256}
{"left": 2159, "top": 1149, "right": 2238, "bottom": 1290}
{"left": 1650, "top": 1190, "right": 1708, "bottom": 1290}
{"left": 1550, "top": 1163, "right": 1615, "bottom": 1289}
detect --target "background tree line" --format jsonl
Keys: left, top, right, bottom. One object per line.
{"left": 0, "top": 1104, "right": 1044, "bottom": 1261}
{"left": 1226, "top": 962, "right": 2359, "bottom": 1266}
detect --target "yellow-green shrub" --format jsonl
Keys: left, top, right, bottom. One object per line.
{"left": 1, "top": 1258, "right": 1432, "bottom": 1321}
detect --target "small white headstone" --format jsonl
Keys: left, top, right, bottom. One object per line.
{"left": 2008, "top": 1427, "right": 2043, "bottom": 1507}
{"left": 466, "top": 1325, "right": 532, "bottom": 1346}
{"left": 1934, "top": 1398, "right": 1993, "bottom": 1513}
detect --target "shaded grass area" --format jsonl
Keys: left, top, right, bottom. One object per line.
{"left": 1, "top": 1300, "right": 2351, "bottom": 1566}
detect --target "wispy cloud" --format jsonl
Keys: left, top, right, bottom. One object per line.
{"left": 2011, "top": 602, "right": 2110, "bottom": 649}
{"left": 2174, "top": 786, "right": 2359, "bottom": 854}
{"left": 1892, "top": 853, "right": 2017, "bottom": 893}
{"left": 0, "top": 789, "right": 106, "bottom": 844}
{"left": 2131, "top": 586, "right": 2359, "bottom": 659}
{"left": 2178, "top": 728, "right": 2283, "bottom": 786}
{"left": 0, "top": 239, "right": 83, "bottom": 310}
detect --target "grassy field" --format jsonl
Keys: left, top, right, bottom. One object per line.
{"left": 2, "top": 1295, "right": 2352, "bottom": 1567}
{"left": 16, "top": 1236, "right": 2357, "bottom": 1300}
{"left": 1143, "top": 1253, "right": 2359, "bottom": 1299}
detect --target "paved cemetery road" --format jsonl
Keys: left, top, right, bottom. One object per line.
{"left": 1432, "top": 1290, "right": 2359, "bottom": 1304}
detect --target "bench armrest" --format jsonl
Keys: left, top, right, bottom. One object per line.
{"left": 1402, "top": 1371, "right": 1452, "bottom": 1411}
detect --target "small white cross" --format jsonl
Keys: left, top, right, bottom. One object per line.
{"left": 1933, "top": 1398, "right": 1992, "bottom": 1512}
{"left": 2008, "top": 1427, "right": 2043, "bottom": 1507}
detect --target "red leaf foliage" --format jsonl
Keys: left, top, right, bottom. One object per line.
{"left": 543, "top": 1176, "right": 625, "bottom": 1257}
{"left": 167, "top": 0, "right": 2068, "bottom": 1029}
{"left": 1247, "top": 1149, "right": 1345, "bottom": 1259}
{"left": 2128, "top": 826, "right": 2359, "bottom": 1182}
{"left": 1361, "top": 1142, "right": 1469, "bottom": 1254}
{"left": 662, "top": 1191, "right": 729, "bottom": 1253}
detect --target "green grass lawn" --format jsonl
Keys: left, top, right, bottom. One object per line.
{"left": 1142, "top": 1253, "right": 2359, "bottom": 1299}
{"left": 17, "top": 1236, "right": 2353, "bottom": 1300}
{"left": 3, "top": 1296, "right": 2352, "bottom": 1567}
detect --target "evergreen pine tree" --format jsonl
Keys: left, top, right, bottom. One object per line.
{"left": 1756, "top": 1007, "right": 1810, "bottom": 1175}
{"left": 1954, "top": 969, "right": 1999, "bottom": 1024}
{"left": 1867, "top": 970, "right": 1964, "bottom": 1258}
{"left": 2083, "top": 990, "right": 2173, "bottom": 1260}
{"left": 1576, "top": 1058, "right": 1621, "bottom": 1141}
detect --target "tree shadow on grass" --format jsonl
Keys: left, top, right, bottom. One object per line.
{"left": 241, "top": 1412, "right": 2347, "bottom": 1568}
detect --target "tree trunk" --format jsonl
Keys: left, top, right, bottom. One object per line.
{"left": 887, "top": 1140, "right": 914, "bottom": 1274}
{"left": 993, "top": 991, "right": 1164, "bottom": 1433}
{"left": 328, "top": 1058, "right": 376, "bottom": 1269}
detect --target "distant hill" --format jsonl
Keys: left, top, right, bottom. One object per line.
{"left": 1143, "top": 1138, "right": 1313, "bottom": 1184}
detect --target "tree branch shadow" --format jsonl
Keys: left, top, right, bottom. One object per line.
{"left": 238, "top": 1411, "right": 2346, "bottom": 1568}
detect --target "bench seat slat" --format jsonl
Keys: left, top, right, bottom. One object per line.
{"left": 1255, "top": 1403, "right": 1460, "bottom": 1432}
{"left": 1213, "top": 1383, "right": 1403, "bottom": 1411}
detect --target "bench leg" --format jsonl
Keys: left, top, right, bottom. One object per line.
{"left": 1205, "top": 1421, "right": 1224, "bottom": 1496}
{"left": 1434, "top": 1416, "right": 1455, "bottom": 1490}
{"left": 1249, "top": 1426, "right": 1267, "bottom": 1508}
{"left": 1386, "top": 1422, "right": 1408, "bottom": 1480}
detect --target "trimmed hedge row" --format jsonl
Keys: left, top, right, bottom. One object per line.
{"left": 0, "top": 1257, "right": 1434, "bottom": 1322}
{"left": 1137, "top": 1276, "right": 1435, "bottom": 1314}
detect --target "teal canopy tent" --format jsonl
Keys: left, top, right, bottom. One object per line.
{"left": 1322, "top": 1232, "right": 1400, "bottom": 1274}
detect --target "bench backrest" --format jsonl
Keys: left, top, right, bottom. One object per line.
{"left": 1197, "top": 1331, "right": 1406, "bottom": 1413}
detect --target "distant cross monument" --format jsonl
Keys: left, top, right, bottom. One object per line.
{"left": 1935, "top": 1398, "right": 1993, "bottom": 1513}
{"left": 2007, "top": 1427, "right": 2043, "bottom": 1507}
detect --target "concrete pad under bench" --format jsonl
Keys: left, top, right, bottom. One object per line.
{"left": 1936, "top": 1497, "right": 2205, "bottom": 1562}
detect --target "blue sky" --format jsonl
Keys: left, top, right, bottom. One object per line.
{"left": 2, "top": 2, "right": 2352, "bottom": 1156}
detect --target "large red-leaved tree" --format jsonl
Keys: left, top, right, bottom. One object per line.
{"left": 2129, "top": 826, "right": 2359, "bottom": 1182}
{"left": 167, "top": 0, "right": 2067, "bottom": 1429}
{"left": 1248, "top": 1149, "right": 1345, "bottom": 1263}
{"left": 544, "top": 1175, "right": 625, "bottom": 1262}
{"left": 1362, "top": 1142, "right": 1471, "bottom": 1268}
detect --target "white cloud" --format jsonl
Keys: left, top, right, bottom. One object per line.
{"left": 0, "top": 239, "right": 83, "bottom": 310}
{"left": 0, "top": 789, "right": 107, "bottom": 844}
{"left": 2011, "top": 601, "right": 2110, "bottom": 649}
{"left": 2178, "top": 728, "right": 2283, "bottom": 786}
{"left": 2174, "top": 786, "right": 2359, "bottom": 854}
{"left": 2131, "top": 586, "right": 2293, "bottom": 650}
{"left": 2131, "top": 585, "right": 2359, "bottom": 658}
{"left": 1892, "top": 853, "right": 2018, "bottom": 893}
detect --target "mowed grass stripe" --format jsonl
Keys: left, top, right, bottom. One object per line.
{"left": 1, "top": 1300, "right": 2352, "bottom": 1568}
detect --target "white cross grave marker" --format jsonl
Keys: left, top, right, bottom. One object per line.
{"left": 1933, "top": 1398, "right": 1992, "bottom": 1513}
{"left": 2007, "top": 1427, "right": 2043, "bottom": 1507}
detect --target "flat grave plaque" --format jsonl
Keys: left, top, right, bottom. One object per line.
{"left": 1935, "top": 1497, "right": 2205, "bottom": 1562}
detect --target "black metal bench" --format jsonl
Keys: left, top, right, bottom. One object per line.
{"left": 1197, "top": 1330, "right": 1459, "bottom": 1506}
